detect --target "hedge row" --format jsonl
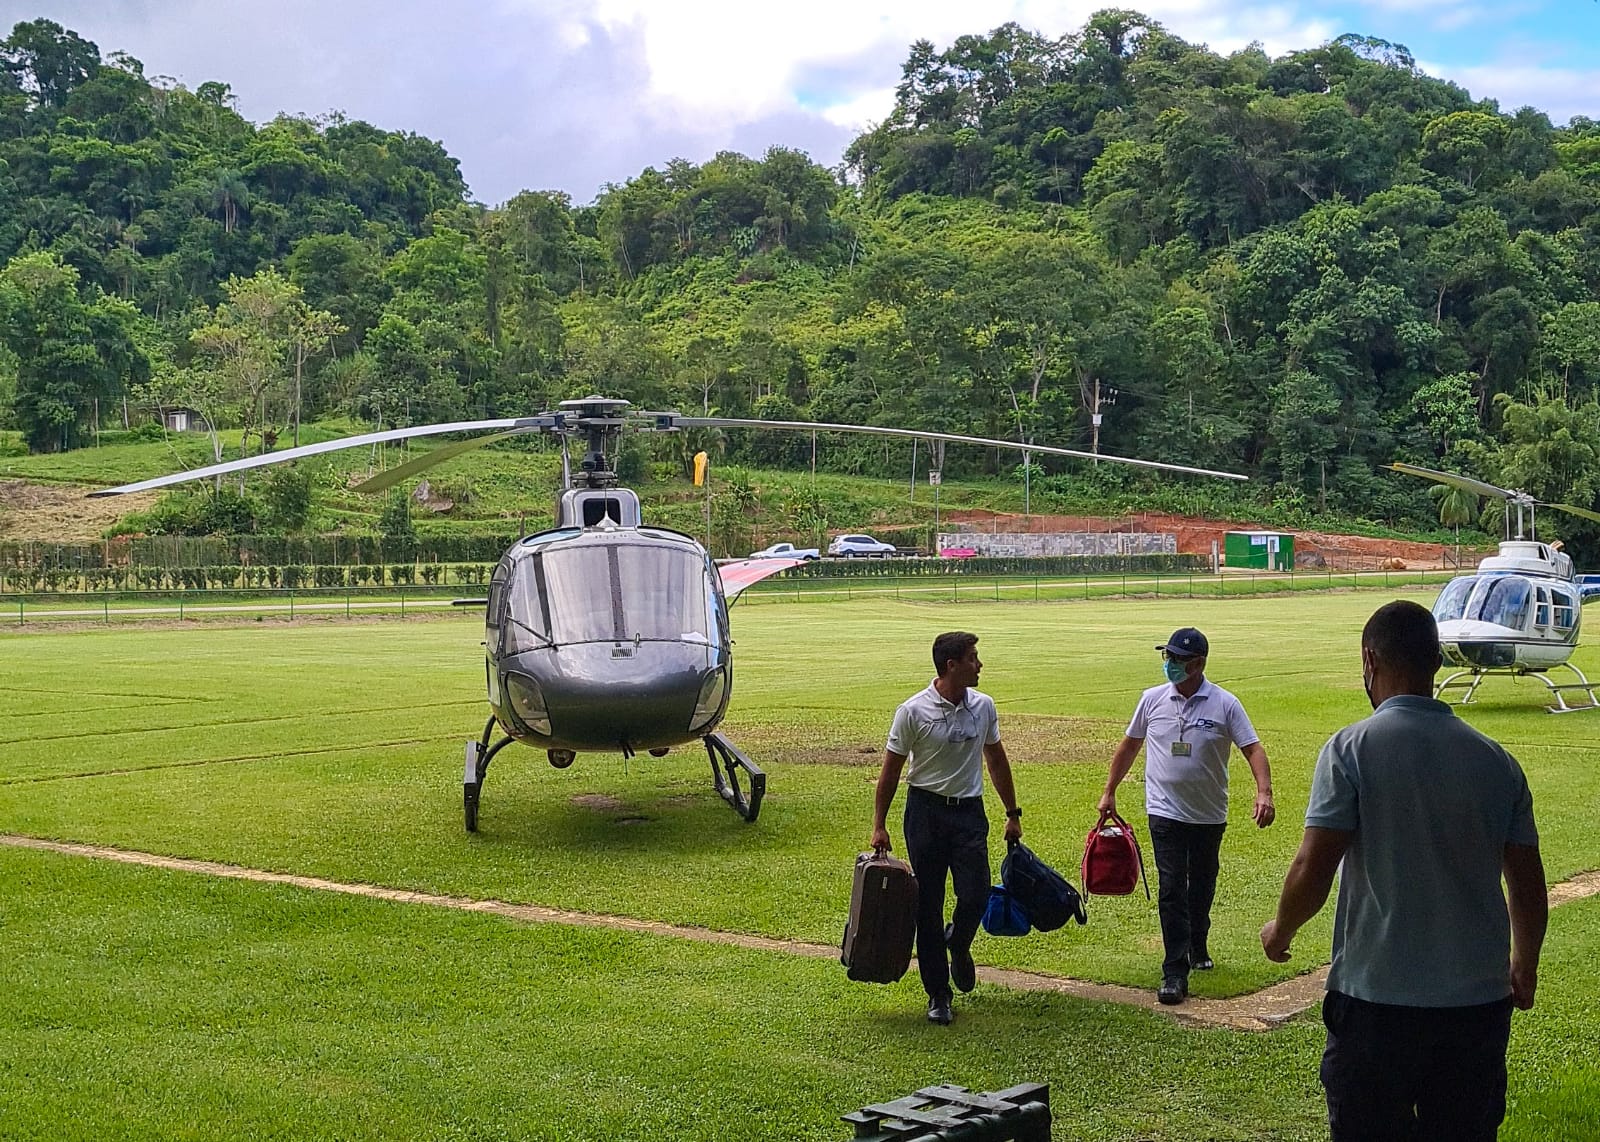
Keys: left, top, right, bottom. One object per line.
{"left": 0, "top": 564, "right": 496, "bottom": 593}
{"left": 777, "top": 553, "right": 1211, "bottom": 578}
{"left": 2, "top": 553, "right": 1210, "bottom": 593}
{"left": 0, "top": 534, "right": 522, "bottom": 571}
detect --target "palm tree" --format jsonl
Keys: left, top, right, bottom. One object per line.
{"left": 1432, "top": 484, "right": 1481, "bottom": 568}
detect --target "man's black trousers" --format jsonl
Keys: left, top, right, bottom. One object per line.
{"left": 1147, "top": 814, "right": 1225, "bottom": 978}
{"left": 903, "top": 786, "right": 989, "bottom": 999}
{"left": 1321, "top": 990, "right": 1513, "bottom": 1142}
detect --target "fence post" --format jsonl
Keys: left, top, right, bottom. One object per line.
{"left": 288, "top": 590, "right": 294, "bottom": 619}
{"left": 178, "top": 589, "right": 184, "bottom": 621}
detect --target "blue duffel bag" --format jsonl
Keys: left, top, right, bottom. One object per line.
{"left": 1001, "top": 840, "right": 1087, "bottom": 933}
{"left": 981, "top": 884, "right": 1031, "bottom": 937}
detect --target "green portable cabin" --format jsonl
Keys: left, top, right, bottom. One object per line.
{"left": 1224, "top": 530, "right": 1294, "bottom": 571}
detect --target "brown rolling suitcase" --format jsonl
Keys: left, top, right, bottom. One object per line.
{"left": 841, "top": 849, "right": 918, "bottom": 983}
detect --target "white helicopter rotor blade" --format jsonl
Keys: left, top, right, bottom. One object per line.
{"left": 1386, "top": 462, "right": 1510, "bottom": 500}
{"left": 679, "top": 418, "right": 1248, "bottom": 481}
{"left": 87, "top": 417, "right": 541, "bottom": 497}
{"left": 1544, "top": 503, "right": 1600, "bottom": 525}
{"left": 350, "top": 427, "right": 541, "bottom": 494}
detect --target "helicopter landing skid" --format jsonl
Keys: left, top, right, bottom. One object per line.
{"left": 1436, "top": 663, "right": 1600, "bottom": 714}
{"left": 703, "top": 732, "right": 766, "bottom": 822}
{"left": 464, "top": 717, "right": 517, "bottom": 832}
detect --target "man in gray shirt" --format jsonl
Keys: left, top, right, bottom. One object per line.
{"left": 1262, "top": 600, "right": 1547, "bottom": 1142}
{"left": 871, "top": 631, "right": 1022, "bottom": 1026}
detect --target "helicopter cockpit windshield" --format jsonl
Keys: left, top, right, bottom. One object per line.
{"left": 1432, "top": 577, "right": 1478, "bottom": 623}
{"left": 504, "top": 541, "right": 717, "bottom": 652}
{"left": 1432, "top": 574, "right": 1536, "bottom": 631}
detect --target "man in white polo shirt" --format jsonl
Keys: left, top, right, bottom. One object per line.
{"left": 871, "top": 631, "right": 1022, "bottom": 1026}
{"left": 1099, "top": 627, "right": 1274, "bottom": 1005}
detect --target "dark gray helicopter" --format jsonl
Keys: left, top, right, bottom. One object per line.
{"left": 94, "top": 396, "right": 1246, "bottom": 829}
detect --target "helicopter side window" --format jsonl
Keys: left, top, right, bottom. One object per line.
{"left": 1534, "top": 586, "right": 1551, "bottom": 630}
{"left": 1472, "top": 577, "right": 1532, "bottom": 631}
{"left": 486, "top": 559, "right": 512, "bottom": 650}
{"left": 1553, "top": 590, "right": 1578, "bottom": 632}
{"left": 1431, "top": 577, "right": 1477, "bottom": 623}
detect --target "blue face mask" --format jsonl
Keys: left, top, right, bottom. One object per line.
{"left": 1163, "top": 657, "right": 1190, "bottom": 684}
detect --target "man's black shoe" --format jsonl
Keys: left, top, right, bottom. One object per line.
{"left": 946, "top": 923, "right": 977, "bottom": 994}
{"left": 1157, "top": 975, "right": 1188, "bottom": 1006}
{"left": 927, "top": 994, "right": 954, "bottom": 1025}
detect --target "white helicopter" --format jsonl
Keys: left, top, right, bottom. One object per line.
{"left": 1390, "top": 463, "right": 1600, "bottom": 713}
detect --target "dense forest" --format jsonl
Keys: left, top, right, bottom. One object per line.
{"left": 2, "top": 12, "right": 1599, "bottom": 552}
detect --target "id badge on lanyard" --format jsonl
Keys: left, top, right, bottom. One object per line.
{"left": 1172, "top": 741, "right": 1192, "bottom": 757}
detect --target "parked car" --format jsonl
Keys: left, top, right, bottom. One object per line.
{"left": 748, "top": 542, "right": 820, "bottom": 561}
{"left": 828, "top": 534, "right": 898, "bottom": 558}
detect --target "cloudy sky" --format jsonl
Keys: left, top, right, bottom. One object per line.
{"left": 4, "top": 1, "right": 1598, "bottom": 206}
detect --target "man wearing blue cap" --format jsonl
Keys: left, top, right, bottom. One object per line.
{"left": 1099, "top": 627, "right": 1274, "bottom": 1004}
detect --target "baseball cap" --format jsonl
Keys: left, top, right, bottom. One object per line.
{"left": 1156, "top": 627, "right": 1209, "bottom": 658}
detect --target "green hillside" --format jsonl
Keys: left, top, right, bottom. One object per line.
{"left": 0, "top": 14, "right": 1596, "bottom": 554}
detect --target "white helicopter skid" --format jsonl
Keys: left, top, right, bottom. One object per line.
{"left": 1436, "top": 663, "right": 1600, "bottom": 713}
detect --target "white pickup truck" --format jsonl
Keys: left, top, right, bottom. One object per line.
{"left": 749, "top": 542, "right": 821, "bottom": 561}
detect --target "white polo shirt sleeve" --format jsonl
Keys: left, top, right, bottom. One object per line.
{"left": 1125, "top": 689, "right": 1156, "bottom": 740}
{"left": 980, "top": 693, "right": 1001, "bottom": 746}
{"left": 885, "top": 701, "right": 915, "bottom": 757}
{"left": 1224, "top": 694, "right": 1261, "bottom": 750}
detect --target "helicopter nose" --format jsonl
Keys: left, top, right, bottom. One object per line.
{"left": 506, "top": 643, "right": 720, "bottom": 751}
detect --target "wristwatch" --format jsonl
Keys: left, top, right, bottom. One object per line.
{"left": 1005, "top": 807, "right": 1023, "bottom": 820}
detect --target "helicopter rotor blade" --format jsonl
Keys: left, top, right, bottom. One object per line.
{"left": 350, "top": 428, "right": 539, "bottom": 494}
{"left": 678, "top": 418, "right": 1248, "bottom": 482}
{"left": 86, "top": 416, "right": 557, "bottom": 497}
{"left": 1543, "top": 503, "right": 1600, "bottom": 525}
{"left": 1385, "top": 463, "right": 1511, "bottom": 500}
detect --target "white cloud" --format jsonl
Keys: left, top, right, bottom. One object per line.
{"left": 579, "top": 1, "right": 1336, "bottom": 128}
{"left": 1446, "top": 62, "right": 1600, "bottom": 121}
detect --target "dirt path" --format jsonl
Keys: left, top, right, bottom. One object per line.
{"left": 7, "top": 834, "right": 1596, "bottom": 1032}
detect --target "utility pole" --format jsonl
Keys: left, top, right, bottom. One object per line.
{"left": 1089, "top": 379, "right": 1117, "bottom": 460}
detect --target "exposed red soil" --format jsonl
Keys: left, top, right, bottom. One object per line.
{"left": 941, "top": 509, "right": 1494, "bottom": 570}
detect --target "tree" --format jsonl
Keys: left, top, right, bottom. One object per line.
{"left": 286, "top": 305, "right": 344, "bottom": 446}
{"left": 2, "top": 19, "right": 100, "bottom": 109}
{"left": 190, "top": 269, "right": 299, "bottom": 460}
{"left": 0, "top": 251, "right": 148, "bottom": 451}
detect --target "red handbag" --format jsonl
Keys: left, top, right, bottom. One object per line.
{"left": 1081, "top": 809, "right": 1151, "bottom": 898}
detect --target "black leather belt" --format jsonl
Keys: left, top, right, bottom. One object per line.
{"left": 909, "top": 785, "right": 983, "bottom": 807}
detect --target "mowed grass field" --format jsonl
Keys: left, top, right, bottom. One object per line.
{"left": 2, "top": 592, "right": 1598, "bottom": 1140}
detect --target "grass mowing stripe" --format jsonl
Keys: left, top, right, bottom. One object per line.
{"left": 0, "top": 696, "right": 482, "bottom": 746}
{"left": 0, "top": 734, "right": 466, "bottom": 785}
